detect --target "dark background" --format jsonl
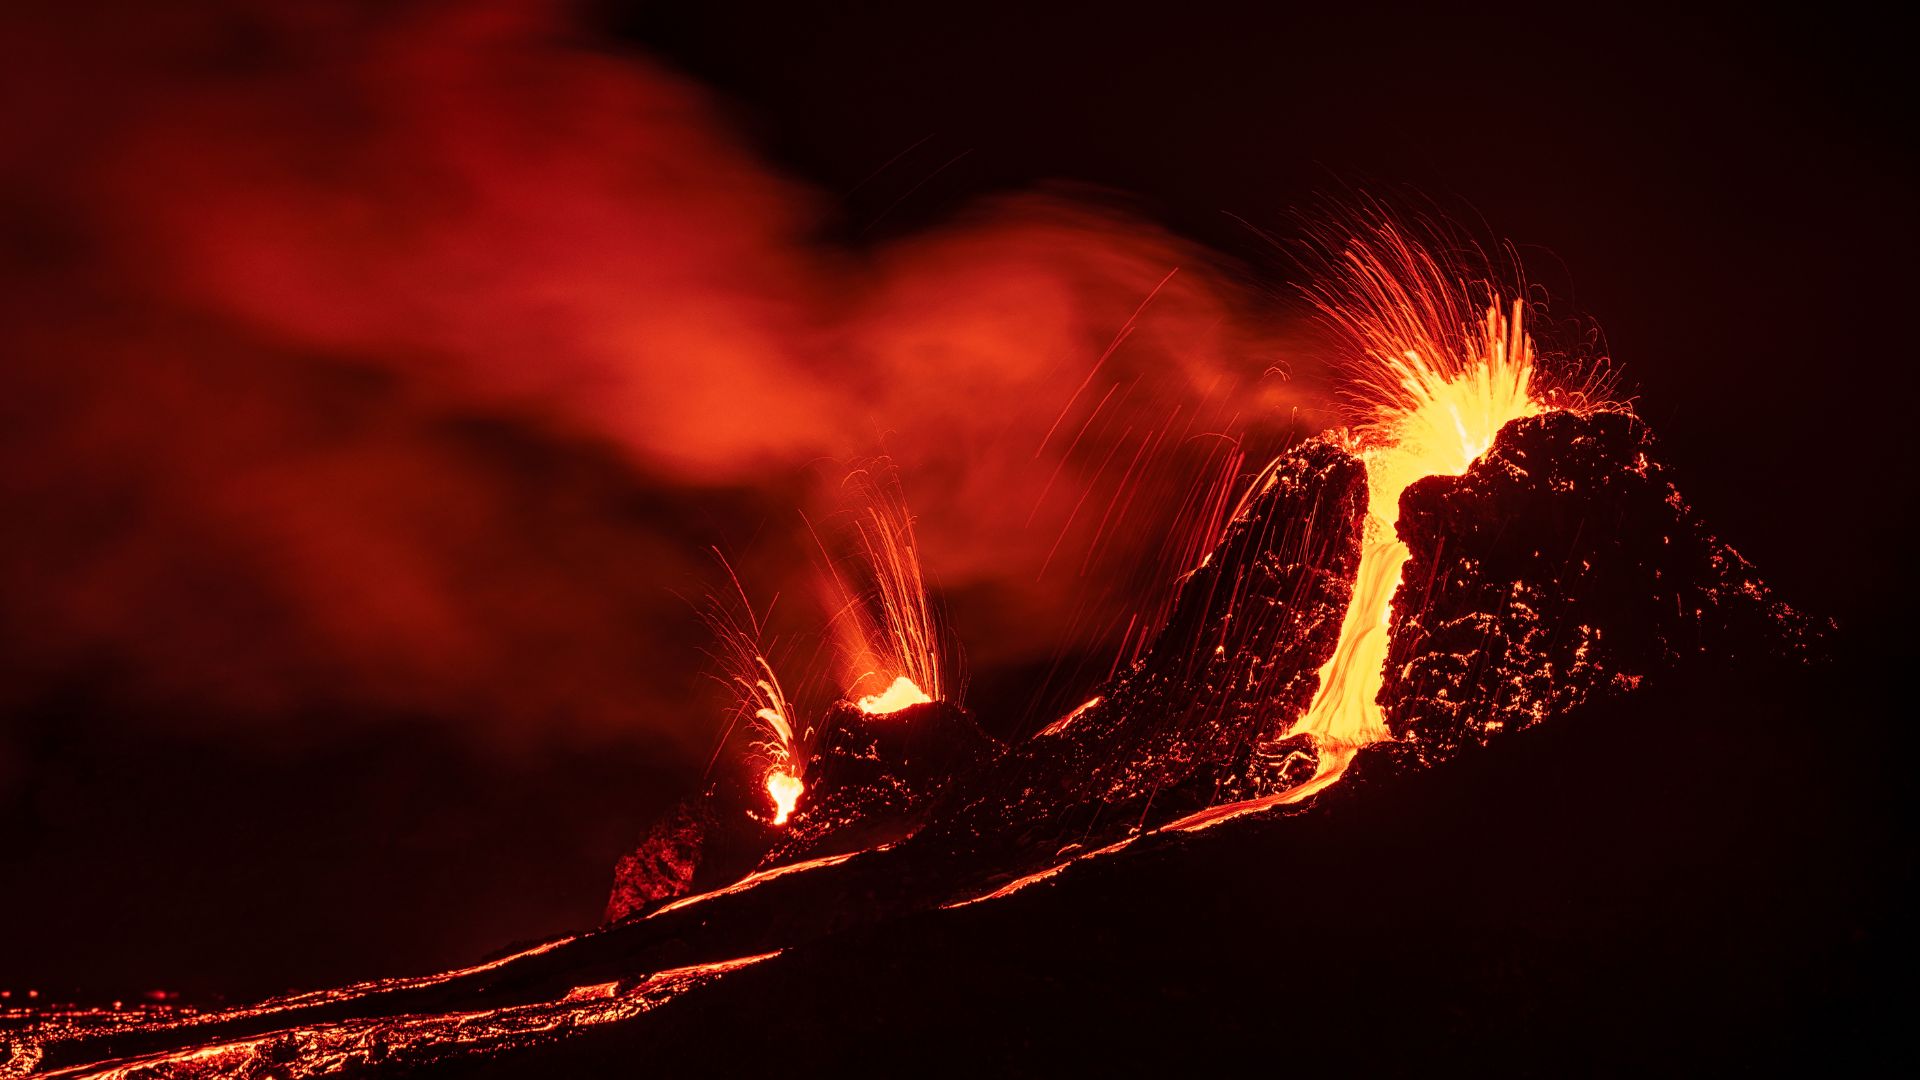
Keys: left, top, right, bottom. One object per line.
{"left": 3, "top": 0, "right": 1911, "bottom": 1008}
{"left": 613, "top": 0, "right": 1913, "bottom": 618}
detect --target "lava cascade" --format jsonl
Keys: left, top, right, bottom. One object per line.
{"left": 1282, "top": 227, "right": 1546, "bottom": 796}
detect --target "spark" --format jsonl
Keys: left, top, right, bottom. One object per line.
{"left": 1281, "top": 216, "right": 1548, "bottom": 792}
{"left": 701, "top": 552, "right": 808, "bottom": 826}
{"left": 825, "top": 463, "right": 951, "bottom": 711}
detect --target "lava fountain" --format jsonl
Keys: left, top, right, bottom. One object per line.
{"left": 824, "top": 464, "right": 948, "bottom": 715}
{"left": 763, "top": 769, "right": 804, "bottom": 827}
{"left": 1280, "top": 226, "right": 1542, "bottom": 798}
{"left": 702, "top": 555, "right": 809, "bottom": 826}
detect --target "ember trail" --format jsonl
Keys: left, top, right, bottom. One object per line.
{"left": 1271, "top": 231, "right": 1544, "bottom": 802}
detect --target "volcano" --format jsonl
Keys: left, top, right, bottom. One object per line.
{"left": 5, "top": 0, "right": 1911, "bottom": 1070}
{"left": 6, "top": 373, "right": 1846, "bottom": 1076}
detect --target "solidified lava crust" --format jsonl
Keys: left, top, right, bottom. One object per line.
{"left": 763, "top": 700, "right": 997, "bottom": 865}
{"left": 606, "top": 437, "right": 1368, "bottom": 903}
{"left": 921, "top": 436, "right": 1366, "bottom": 856}
{"left": 1382, "top": 409, "right": 1826, "bottom": 767}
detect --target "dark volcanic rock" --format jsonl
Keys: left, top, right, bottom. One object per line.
{"left": 1383, "top": 408, "right": 1824, "bottom": 766}
{"left": 605, "top": 769, "right": 780, "bottom": 923}
{"left": 764, "top": 700, "right": 996, "bottom": 863}
{"left": 604, "top": 803, "right": 704, "bottom": 923}
{"left": 924, "top": 436, "right": 1367, "bottom": 856}
{"left": 608, "top": 701, "right": 995, "bottom": 918}
{"left": 609, "top": 440, "right": 1367, "bottom": 899}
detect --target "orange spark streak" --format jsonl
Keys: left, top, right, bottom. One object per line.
{"left": 828, "top": 465, "right": 949, "bottom": 713}
{"left": 701, "top": 552, "right": 808, "bottom": 827}
{"left": 1036, "top": 267, "right": 1181, "bottom": 455}
{"left": 1037, "top": 695, "right": 1103, "bottom": 737}
{"left": 1281, "top": 222, "right": 1544, "bottom": 796}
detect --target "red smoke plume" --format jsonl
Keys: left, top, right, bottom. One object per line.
{"left": 0, "top": 1, "right": 1324, "bottom": 777}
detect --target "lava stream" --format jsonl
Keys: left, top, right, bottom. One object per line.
{"left": 1283, "top": 289, "right": 1541, "bottom": 791}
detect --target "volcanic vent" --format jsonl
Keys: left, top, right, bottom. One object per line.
{"left": 9, "top": 220, "right": 1826, "bottom": 1079}
{"left": 600, "top": 220, "right": 1820, "bottom": 901}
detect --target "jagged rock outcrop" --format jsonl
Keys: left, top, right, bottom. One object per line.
{"left": 763, "top": 700, "right": 997, "bottom": 863}
{"left": 1382, "top": 409, "right": 1825, "bottom": 766}
{"left": 604, "top": 803, "right": 705, "bottom": 922}
{"left": 923, "top": 437, "right": 1367, "bottom": 855}
{"left": 605, "top": 768, "right": 782, "bottom": 922}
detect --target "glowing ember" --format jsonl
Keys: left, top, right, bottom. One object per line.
{"left": 1037, "top": 695, "right": 1103, "bottom": 737}
{"left": 856, "top": 674, "right": 933, "bottom": 715}
{"left": 702, "top": 554, "right": 811, "bottom": 827}
{"left": 1283, "top": 224, "right": 1544, "bottom": 793}
{"left": 764, "top": 768, "right": 804, "bottom": 826}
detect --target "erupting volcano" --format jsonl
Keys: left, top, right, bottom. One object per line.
{"left": 6, "top": 209, "right": 1834, "bottom": 1076}
{"left": 1211, "top": 233, "right": 1553, "bottom": 809}
{"left": 9, "top": 0, "right": 1906, "bottom": 1070}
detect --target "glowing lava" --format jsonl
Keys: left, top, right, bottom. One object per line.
{"left": 764, "top": 769, "right": 804, "bottom": 826}
{"left": 856, "top": 674, "right": 933, "bottom": 715}
{"left": 1037, "top": 695, "right": 1103, "bottom": 737}
{"left": 747, "top": 677, "right": 805, "bottom": 825}
{"left": 702, "top": 555, "right": 811, "bottom": 829}
{"left": 1282, "top": 227, "right": 1543, "bottom": 795}
{"left": 824, "top": 465, "right": 949, "bottom": 713}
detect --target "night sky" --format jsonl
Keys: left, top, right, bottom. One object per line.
{"left": 2, "top": 1, "right": 1910, "bottom": 1001}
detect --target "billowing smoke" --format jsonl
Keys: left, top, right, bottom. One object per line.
{"left": 0, "top": 0, "right": 1325, "bottom": 783}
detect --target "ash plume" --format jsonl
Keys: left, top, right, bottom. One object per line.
{"left": 0, "top": 0, "right": 1322, "bottom": 778}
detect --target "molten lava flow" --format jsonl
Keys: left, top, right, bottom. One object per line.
{"left": 1037, "top": 695, "right": 1103, "bottom": 737}
{"left": 31, "top": 953, "right": 784, "bottom": 1079}
{"left": 764, "top": 769, "right": 804, "bottom": 826}
{"left": 649, "top": 846, "right": 893, "bottom": 918}
{"left": 856, "top": 674, "right": 933, "bottom": 715}
{"left": 1281, "top": 232, "right": 1543, "bottom": 796}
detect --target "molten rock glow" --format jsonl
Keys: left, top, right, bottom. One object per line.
{"left": 856, "top": 675, "right": 933, "bottom": 715}
{"left": 765, "top": 769, "right": 804, "bottom": 826}
{"left": 1284, "top": 233, "right": 1545, "bottom": 795}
